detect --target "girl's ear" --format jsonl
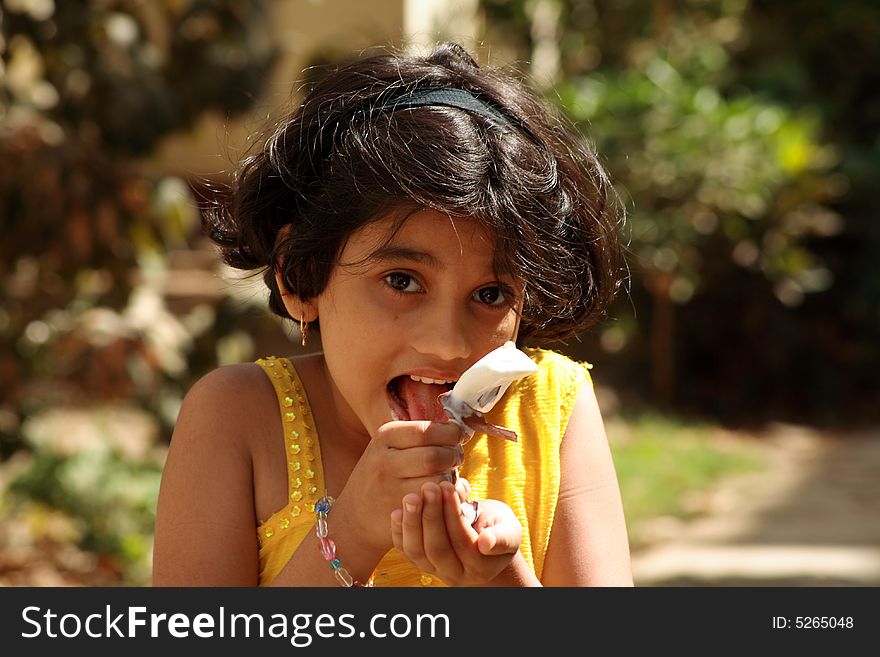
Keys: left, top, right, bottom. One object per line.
{"left": 275, "top": 270, "right": 318, "bottom": 323}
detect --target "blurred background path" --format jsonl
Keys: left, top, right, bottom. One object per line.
{"left": 631, "top": 424, "right": 880, "bottom": 586}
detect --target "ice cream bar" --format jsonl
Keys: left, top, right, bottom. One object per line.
{"left": 438, "top": 341, "right": 538, "bottom": 442}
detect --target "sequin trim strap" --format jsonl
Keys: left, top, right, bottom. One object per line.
{"left": 254, "top": 356, "right": 322, "bottom": 546}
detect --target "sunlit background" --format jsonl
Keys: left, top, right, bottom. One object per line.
{"left": 2, "top": 0, "right": 878, "bottom": 586}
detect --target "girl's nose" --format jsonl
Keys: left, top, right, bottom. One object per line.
{"left": 410, "top": 304, "right": 473, "bottom": 362}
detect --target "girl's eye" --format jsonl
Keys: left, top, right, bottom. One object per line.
{"left": 473, "top": 286, "right": 507, "bottom": 306}
{"left": 384, "top": 272, "right": 422, "bottom": 293}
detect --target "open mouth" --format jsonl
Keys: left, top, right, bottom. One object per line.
{"left": 386, "top": 375, "right": 456, "bottom": 421}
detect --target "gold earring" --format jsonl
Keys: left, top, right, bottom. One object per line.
{"left": 300, "top": 314, "right": 309, "bottom": 348}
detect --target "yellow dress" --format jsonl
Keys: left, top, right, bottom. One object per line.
{"left": 254, "top": 348, "right": 593, "bottom": 586}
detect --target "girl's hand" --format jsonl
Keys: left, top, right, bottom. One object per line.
{"left": 334, "top": 421, "right": 468, "bottom": 555}
{"left": 390, "top": 481, "right": 523, "bottom": 586}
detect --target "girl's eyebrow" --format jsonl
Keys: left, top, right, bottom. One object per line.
{"left": 367, "top": 244, "right": 443, "bottom": 269}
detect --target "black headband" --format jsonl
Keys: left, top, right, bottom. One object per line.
{"left": 372, "top": 88, "right": 512, "bottom": 129}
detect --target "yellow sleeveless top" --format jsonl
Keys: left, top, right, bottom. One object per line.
{"left": 254, "top": 348, "right": 592, "bottom": 586}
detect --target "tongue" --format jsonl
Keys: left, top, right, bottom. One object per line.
{"left": 398, "top": 378, "right": 449, "bottom": 421}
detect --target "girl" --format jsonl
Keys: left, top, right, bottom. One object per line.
{"left": 152, "top": 43, "right": 632, "bottom": 587}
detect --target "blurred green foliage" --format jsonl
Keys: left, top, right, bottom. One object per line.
{"left": 1, "top": 0, "right": 275, "bottom": 583}
{"left": 484, "top": 0, "right": 880, "bottom": 423}
{"left": 8, "top": 403, "right": 165, "bottom": 583}
{"left": 607, "top": 411, "right": 764, "bottom": 549}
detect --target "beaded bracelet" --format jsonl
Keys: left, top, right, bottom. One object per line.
{"left": 315, "top": 496, "right": 374, "bottom": 587}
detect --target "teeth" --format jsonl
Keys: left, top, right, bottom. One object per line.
{"left": 409, "top": 375, "right": 456, "bottom": 385}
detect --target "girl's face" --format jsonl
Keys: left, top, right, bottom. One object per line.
{"left": 313, "top": 208, "right": 523, "bottom": 441}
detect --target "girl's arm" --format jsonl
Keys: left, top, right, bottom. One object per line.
{"left": 539, "top": 381, "right": 634, "bottom": 586}
{"left": 152, "top": 366, "right": 264, "bottom": 585}
{"left": 153, "top": 365, "right": 464, "bottom": 586}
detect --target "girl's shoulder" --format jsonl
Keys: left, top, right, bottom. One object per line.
{"left": 522, "top": 346, "right": 591, "bottom": 367}
{"left": 184, "top": 362, "right": 276, "bottom": 414}
{"left": 491, "top": 348, "right": 594, "bottom": 434}
{"left": 521, "top": 347, "right": 594, "bottom": 387}
{"left": 174, "top": 362, "right": 281, "bottom": 456}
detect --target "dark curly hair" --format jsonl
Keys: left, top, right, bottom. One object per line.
{"left": 205, "top": 43, "right": 626, "bottom": 343}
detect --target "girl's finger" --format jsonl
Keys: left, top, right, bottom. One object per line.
{"left": 401, "top": 473, "right": 466, "bottom": 500}
{"left": 390, "top": 507, "right": 404, "bottom": 553}
{"left": 387, "top": 444, "right": 464, "bottom": 479}
{"left": 377, "top": 421, "right": 462, "bottom": 449}
{"left": 440, "top": 481, "right": 478, "bottom": 557}
{"left": 454, "top": 476, "right": 471, "bottom": 502}
{"left": 476, "top": 526, "right": 519, "bottom": 556}
{"left": 420, "top": 483, "right": 463, "bottom": 580}
{"left": 400, "top": 493, "right": 432, "bottom": 572}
